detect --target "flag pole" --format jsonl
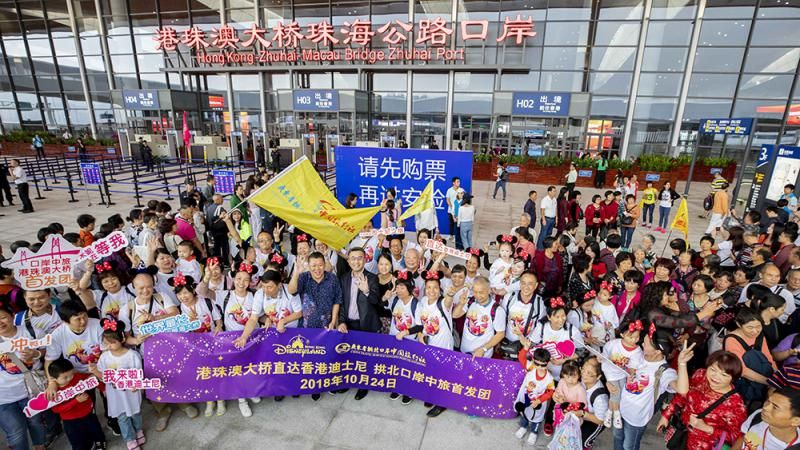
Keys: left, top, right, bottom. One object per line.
{"left": 229, "top": 156, "right": 309, "bottom": 213}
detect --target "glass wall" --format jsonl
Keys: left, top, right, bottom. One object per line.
{"left": 0, "top": 0, "right": 798, "bottom": 161}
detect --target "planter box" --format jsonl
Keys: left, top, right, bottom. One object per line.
{"left": 0, "top": 141, "right": 121, "bottom": 159}
{"left": 472, "top": 161, "right": 494, "bottom": 181}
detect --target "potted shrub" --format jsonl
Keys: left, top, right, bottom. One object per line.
{"left": 572, "top": 158, "right": 596, "bottom": 187}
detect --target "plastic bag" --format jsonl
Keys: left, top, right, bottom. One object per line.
{"left": 548, "top": 414, "right": 582, "bottom": 450}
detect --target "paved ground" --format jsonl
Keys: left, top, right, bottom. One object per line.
{"left": 0, "top": 175, "right": 722, "bottom": 449}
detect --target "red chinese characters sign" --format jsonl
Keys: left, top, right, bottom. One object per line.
{"left": 153, "top": 16, "right": 535, "bottom": 66}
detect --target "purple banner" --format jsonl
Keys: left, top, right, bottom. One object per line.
{"left": 143, "top": 329, "right": 524, "bottom": 418}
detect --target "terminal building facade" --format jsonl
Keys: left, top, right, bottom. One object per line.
{"left": 0, "top": 0, "right": 799, "bottom": 159}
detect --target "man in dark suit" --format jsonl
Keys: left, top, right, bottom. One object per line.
{"left": 337, "top": 247, "right": 380, "bottom": 400}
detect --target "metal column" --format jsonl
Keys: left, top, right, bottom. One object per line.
{"left": 444, "top": 0, "right": 459, "bottom": 150}
{"left": 670, "top": 0, "right": 707, "bottom": 151}
{"left": 94, "top": 0, "right": 115, "bottom": 91}
{"left": 66, "top": 0, "right": 98, "bottom": 139}
{"left": 405, "top": 0, "right": 414, "bottom": 145}
{"left": 619, "top": 0, "right": 653, "bottom": 159}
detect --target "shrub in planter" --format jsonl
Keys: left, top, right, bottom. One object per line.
{"left": 608, "top": 158, "right": 633, "bottom": 171}
{"left": 701, "top": 156, "right": 735, "bottom": 167}
{"left": 572, "top": 158, "right": 595, "bottom": 169}
{"left": 533, "top": 155, "right": 564, "bottom": 167}
{"left": 637, "top": 154, "right": 677, "bottom": 172}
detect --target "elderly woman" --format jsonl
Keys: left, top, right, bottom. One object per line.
{"left": 722, "top": 307, "right": 778, "bottom": 411}
{"left": 658, "top": 350, "right": 748, "bottom": 450}
{"left": 625, "top": 281, "right": 721, "bottom": 334}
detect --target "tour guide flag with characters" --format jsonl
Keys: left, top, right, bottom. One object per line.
{"left": 245, "top": 156, "right": 381, "bottom": 250}
{"left": 671, "top": 197, "right": 690, "bottom": 238}
{"left": 143, "top": 328, "right": 525, "bottom": 418}
{"left": 398, "top": 180, "right": 434, "bottom": 221}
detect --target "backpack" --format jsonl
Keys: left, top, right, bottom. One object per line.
{"left": 703, "top": 193, "right": 715, "bottom": 211}
{"left": 653, "top": 362, "right": 673, "bottom": 413}
{"left": 14, "top": 310, "right": 36, "bottom": 339}
{"left": 466, "top": 296, "right": 502, "bottom": 322}
{"left": 589, "top": 386, "right": 609, "bottom": 409}
{"left": 500, "top": 169, "right": 509, "bottom": 181}
{"left": 99, "top": 287, "right": 136, "bottom": 315}
{"left": 724, "top": 333, "right": 774, "bottom": 403}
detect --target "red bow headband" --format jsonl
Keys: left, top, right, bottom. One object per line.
{"left": 173, "top": 272, "right": 187, "bottom": 287}
{"left": 239, "top": 262, "right": 253, "bottom": 274}
{"left": 296, "top": 234, "right": 309, "bottom": 242}
{"left": 396, "top": 271, "right": 409, "bottom": 280}
{"left": 628, "top": 320, "right": 643, "bottom": 334}
{"left": 270, "top": 254, "right": 284, "bottom": 264}
{"left": 550, "top": 297, "right": 565, "bottom": 308}
{"left": 207, "top": 257, "right": 219, "bottom": 266}
{"left": 583, "top": 290, "right": 597, "bottom": 300}
{"left": 425, "top": 271, "right": 439, "bottom": 280}
{"left": 648, "top": 322, "right": 657, "bottom": 339}
{"left": 500, "top": 235, "right": 514, "bottom": 243}
{"left": 517, "top": 250, "right": 530, "bottom": 260}
{"left": 102, "top": 321, "right": 117, "bottom": 331}
{"left": 599, "top": 281, "right": 613, "bottom": 292}
{"left": 469, "top": 248, "right": 482, "bottom": 256}
{"left": 564, "top": 403, "right": 584, "bottom": 413}
{"left": 95, "top": 262, "right": 112, "bottom": 273}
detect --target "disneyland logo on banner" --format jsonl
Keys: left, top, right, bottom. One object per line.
{"left": 153, "top": 17, "right": 535, "bottom": 66}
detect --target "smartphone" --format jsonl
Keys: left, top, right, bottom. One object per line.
{"left": 489, "top": 241, "right": 497, "bottom": 247}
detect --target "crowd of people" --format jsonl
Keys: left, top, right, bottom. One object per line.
{"left": 1, "top": 166, "right": 800, "bottom": 450}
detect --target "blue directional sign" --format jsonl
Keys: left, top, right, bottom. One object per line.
{"left": 122, "top": 89, "right": 160, "bottom": 110}
{"left": 80, "top": 163, "right": 102, "bottom": 185}
{"left": 293, "top": 90, "right": 339, "bottom": 112}
{"left": 645, "top": 173, "right": 661, "bottom": 182}
{"left": 578, "top": 170, "right": 593, "bottom": 178}
{"left": 512, "top": 92, "right": 571, "bottom": 117}
{"left": 212, "top": 170, "right": 236, "bottom": 195}
{"left": 699, "top": 118, "right": 753, "bottom": 136}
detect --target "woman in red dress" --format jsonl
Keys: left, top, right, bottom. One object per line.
{"left": 657, "top": 350, "right": 748, "bottom": 450}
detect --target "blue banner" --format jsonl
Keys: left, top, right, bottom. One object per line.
{"left": 80, "top": 163, "right": 102, "bottom": 185}
{"left": 122, "top": 89, "right": 160, "bottom": 110}
{"left": 512, "top": 92, "right": 571, "bottom": 117}
{"left": 212, "top": 170, "right": 236, "bottom": 195}
{"left": 293, "top": 89, "right": 339, "bottom": 111}
{"left": 699, "top": 118, "right": 753, "bottom": 135}
{"left": 334, "top": 146, "right": 473, "bottom": 234}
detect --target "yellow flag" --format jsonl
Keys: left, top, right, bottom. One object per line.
{"left": 398, "top": 180, "right": 434, "bottom": 221}
{"left": 670, "top": 198, "right": 689, "bottom": 238}
{"left": 247, "top": 157, "right": 381, "bottom": 250}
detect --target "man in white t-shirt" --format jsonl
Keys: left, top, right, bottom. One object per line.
{"left": 453, "top": 277, "right": 506, "bottom": 358}
{"left": 736, "top": 388, "right": 800, "bottom": 450}
{"left": 8, "top": 159, "right": 33, "bottom": 213}
{"left": 738, "top": 263, "right": 796, "bottom": 323}
{"left": 445, "top": 177, "right": 462, "bottom": 248}
{"left": 537, "top": 186, "right": 557, "bottom": 250}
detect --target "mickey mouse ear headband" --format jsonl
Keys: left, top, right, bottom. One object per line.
{"left": 466, "top": 247, "right": 486, "bottom": 258}
{"left": 420, "top": 270, "right": 444, "bottom": 281}
{"left": 496, "top": 234, "right": 518, "bottom": 246}
{"left": 515, "top": 247, "right": 532, "bottom": 264}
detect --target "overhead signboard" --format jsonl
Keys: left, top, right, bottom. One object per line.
{"left": 209, "top": 95, "right": 225, "bottom": 109}
{"left": 152, "top": 16, "right": 536, "bottom": 66}
{"left": 511, "top": 92, "right": 570, "bottom": 117}
{"left": 699, "top": 118, "right": 753, "bottom": 136}
{"left": 122, "top": 90, "right": 160, "bottom": 110}
{"left": 293, "top": 90, "right": 339, "bottom": 112}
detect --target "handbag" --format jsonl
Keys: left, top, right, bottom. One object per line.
{"left": 7, "top": 352, "right": 48, "bottom": 398}
{"left": 498, "top": 297, "right": 538, "bottom": 360}
{"left": 665, "top": 389, "right": 736, "bottom": 450}
{"left": 621, "top": 206, "right": 634, "bottom": 226}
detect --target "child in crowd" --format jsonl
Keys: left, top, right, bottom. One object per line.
{"left": 552, "top": 360, "right": 588, "bottom": 428}
{"left": 490, "top": 235, "right": 516, "bottom": 281}
{"left": 77, "top": 214, "right": 96, "bottom": 248}
{"left": 48, "top": 358, "right": 106, "bottom": 450}
{"left": 602, "top": 319, "right": 645, "bottom": 429}
{"left": 591, "top": 281, "right": 619, "bottom": 346}
{"left": 88, "top": 319, "right": 145, "bottom": 450}
{"left": 175, "top": 241, "right": 202, "bottom": 281}
{"left": 615, "top": 270, "right": 643, "bottom": 318}
{"left": 515, "top": 348, "right": 555, "bottom": 446}
{"left": 568, "top": 290, "right": 596, "bottom": 348}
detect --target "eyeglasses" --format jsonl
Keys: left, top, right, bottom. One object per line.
{"left": 532, "top": 361, "right": 549, "bottom": 367}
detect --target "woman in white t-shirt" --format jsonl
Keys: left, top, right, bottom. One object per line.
{"left": 735, "top": 388, "right": 800, "bottom": 450}
{"left": 418, "top": 271, "right": 454, "bottom": 418}
{"left": 170, "top": 274, "right": 222, "bottom": 335}
{"left": 456, "top": 195, "right": 476, "bottom": 250}
{"left": 388, "top": 271, "right": 421, "bottom": 405}
{"left": 0, "top": 305, "right": 47, "bottom": 450}
{"left": 79, "top": 260, "right": 134, "bottom": 321}
{"left": 526, "top": 298, "right": 584, "bottom": 380}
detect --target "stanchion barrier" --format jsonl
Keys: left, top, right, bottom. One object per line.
{"left": 31, "top": 169, "right": 45, "bottom": 200}
{"left": 131, "top": 164, "right": 144, "bottom": 207}
{"left": 35, "top": 159, "right": 52, "bottom": 192}
{"left": 66, "top": 170, "right": 79, "bottom": 203}
{"left": 97, "top": 183, "right": 107, "bottom": 206}
{"left": 161, "top": 164, "right": 174, "bottom": 200}
{"left": 48, "top": 157, "right": 59, "bottom": 184}
{"left": 103, "top": 175, "right": 115, "bottom": 206}
{"left": 74, "top": 158, "right": 84, "bottom": 186}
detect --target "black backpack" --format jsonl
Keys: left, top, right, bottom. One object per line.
{"left": 724, "top": 333, "right": 774, "bottom": 403}
{"left": 703, "top": 193, "right": 715, "bottom": 211}
{"left": 500, "top": 169, "right": 509, "bottom": 181}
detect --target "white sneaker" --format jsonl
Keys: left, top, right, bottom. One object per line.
{"left": 238, "top": 399, "right": 252, "bottom": 417}
{"left": 603, "top": 409, "right": 614, "bottom": 428}
{"left": 526, "top": 432, "right": 538, "bottom": 446}
{"left": 515, "top": 427, "right": 528, "bottom": 439}
{"left": 249, "top": 397, "right": 261, "bottom": 404}
{"left": 613, "top": 410, "right": 623, "bottom": 429}
{"left": 216, "top": 400, "right": 226, "bottom": 416}
{"left": 204, "top": 401, "right": 214, "bottom": 418}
